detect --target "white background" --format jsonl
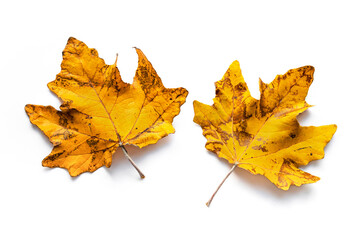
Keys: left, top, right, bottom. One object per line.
{"left": 1, "top": 0, "right": 357, "bottom": 239}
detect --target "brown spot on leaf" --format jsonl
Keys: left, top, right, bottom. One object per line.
{"left": 237, "top": 131, "right": 253, "bottom": 146}
{"left": 86, "top": 138, "right": 99, "bottom": 147}
{"left": 235, "top": 82, "right": 246, "bottom": 91}
{"left": 252, "top": 145, "right": 268, "bottom": 152}
{"left": 45, "top": 150, "right": 65, "bottom": 161}
{"left": 56, "top": 112, "right": 68, "bottom": 127}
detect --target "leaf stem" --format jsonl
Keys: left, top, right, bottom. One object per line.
{"left": 206, "top": 164, "right": 237, "bottom": 207}
{"left": 120, "top": 145, "right": 145, "bottom": 179}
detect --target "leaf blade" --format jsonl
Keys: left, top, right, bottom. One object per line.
{"left": 194, "top": 61, "right": 336, "bottom": 191}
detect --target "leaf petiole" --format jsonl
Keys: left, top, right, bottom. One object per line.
{"left": 206, "top": 164, "right": 237, "bottom": 207}
{"left": 120, "top": 145, "right": 145, "bottom": 179}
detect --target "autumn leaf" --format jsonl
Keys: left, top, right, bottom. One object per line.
{"left": 25, "top": 37, "right": 188, "bottom": 177}
{"left": 193, "top": 61, "right": 336, "bottom": 206}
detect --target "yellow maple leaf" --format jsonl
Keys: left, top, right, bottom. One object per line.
{"left": 193, "top": 61, "right": 336, "bottom": 206}
{"left": 25, "top": 37, "right": 188, "bottom": 177}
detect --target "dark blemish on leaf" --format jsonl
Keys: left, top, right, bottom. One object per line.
{"left": 90, "top": 155, "right": 96, "bottom": 163}
{"left": 235, "top": 82, "right": 246, "bottom": 91}
{"left": 237, "top": 131, "right": 253, "bottom": 146}
{"left": 62, "top": 130, "right": 74, "bottom": 140}
{"left": 87, "top": 138, "right": 99, "bottom": 147}
{"left": 252, "top": 145, "right": 268, "bottom": 152}
{"left": 243, "top": 106, "right": 253, "bottom": 119}
{"left": 209, "top": 142, "right": 223, "bottom": 152}
{"left": 139, "top": 66, "right": 149, "bottom": 79}
{"left": 295, "top": 146, "right": 311, "bottom": 151}
{"left": 46, "top": 151, "right": 65, "bottom": 161}
{"left": 60, "top": 102, "right": 71, "bottom": 109}
{"left": 306, "top": 75, "right": 313, "bottom": 84}
{"left": 205, "top": 131, "right": 219, "bottom": 140}
{"left": 56, "top": 112, "right": 68, "bottom": 127}
{"left": 220, "top": 131, "right": 231, "bottom": 143}
{"left": 25, "top": 104, "right": 35, "bottom": 113}
{"left": 261, "top": 146, "right": 268, "bottom": 152}
{"left": 105, "top": 77, "right": 115, "bottom": 88}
